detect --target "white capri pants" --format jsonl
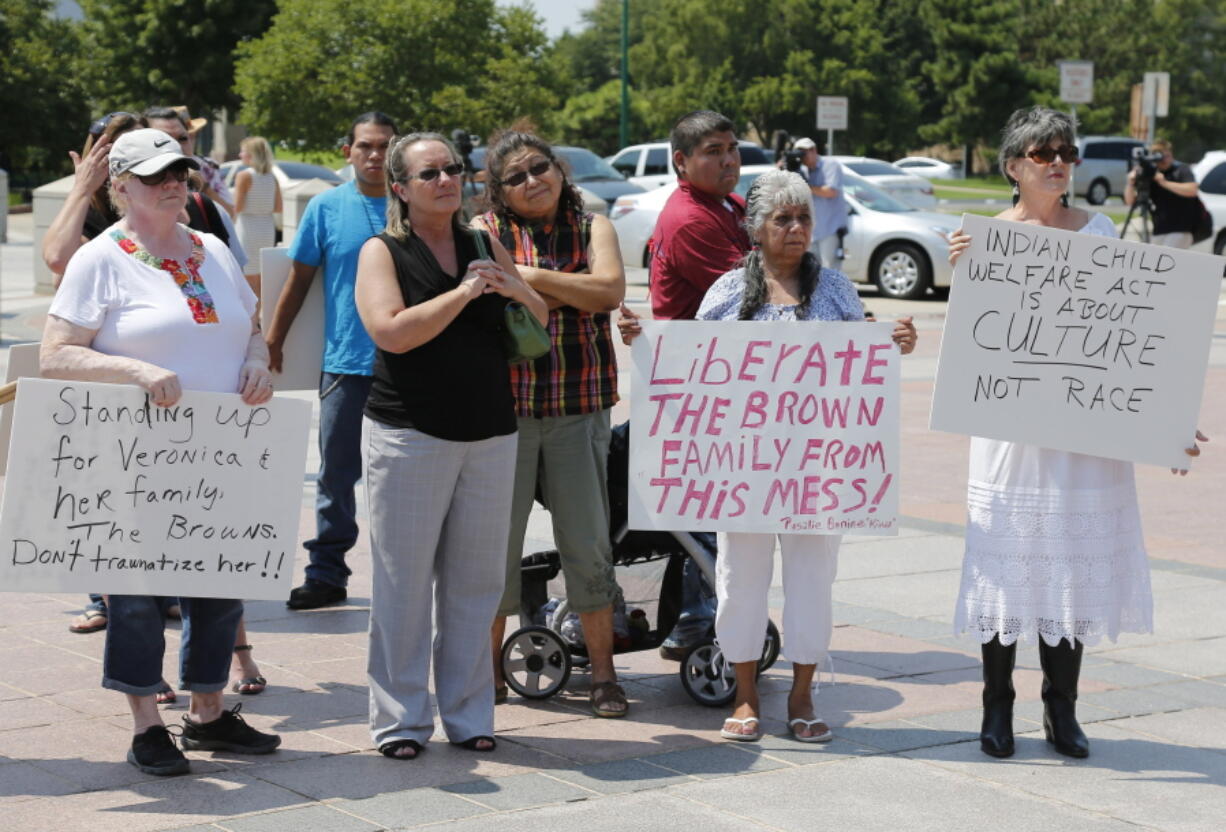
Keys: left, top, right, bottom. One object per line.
{"left": 714, "top": 532, "right": 842, "bottom": 665}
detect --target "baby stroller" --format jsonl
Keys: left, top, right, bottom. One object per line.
{"left": 498, "top": 421, "right": 781, "bottom": 706}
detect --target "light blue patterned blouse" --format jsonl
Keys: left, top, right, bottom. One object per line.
{"left": 696, "top": 263, "right": 865, "bottom": 323}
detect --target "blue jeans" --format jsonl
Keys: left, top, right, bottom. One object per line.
{"left": 304, "top": 372, "right": 373, "bottom": 588}
{"left": 102, "top": 596, "right": 242, "bottom": 694}
{"left": 663, "top": 532, "right": 717, "bottom": 648}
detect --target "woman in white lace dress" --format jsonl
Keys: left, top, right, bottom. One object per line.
{"left": 234, "top": 136, "right": 281, "bottom": 294}
{"left": 697, "top": 171, "right": 917, "bottom": 745}
{"left": 947, "top": 107, "right": 1205, "bottom": 760}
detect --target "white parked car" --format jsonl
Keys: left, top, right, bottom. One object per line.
{"left": 894, "top": 156, "right": 961, "bottom": 180}
{"left": 831, "top": 157, "right": 936, "bottom": 209}
{"left": 607, "top": 140, "right": 773, "bottom": 190}
{"left": 221, "top": 160, "right": 343, "bottom": 190}
{"left": 610, "top": 166, "right": 955, "bottom": 299}
{"left": 1192, "top": 153, "right": 1226, "bottom": 255}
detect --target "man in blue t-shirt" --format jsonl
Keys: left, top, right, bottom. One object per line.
{"left": 794, "top": 137, "right": 847, "bottom": 268}
{"left": 266, "top": 112, "right": 397, "bottom": 609}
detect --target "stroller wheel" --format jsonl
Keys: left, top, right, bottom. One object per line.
{"left": 759, "top": 620, "right": 782, "bottom": 673}
{"left": 680, "top": 640, "right": 737, "bottom": 707}
{"left": 501, "top": 626, "right": 572, "bottom": 700}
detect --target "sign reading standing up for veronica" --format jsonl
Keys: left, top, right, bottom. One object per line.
{"left": 629, "top": 320, "right": 900, "bottom": 535}
{"left": 0, "top": 379, "right": 311, "bottom": 600}
{"left": 931, "top": 214, "right": 1221, "bottom": 468}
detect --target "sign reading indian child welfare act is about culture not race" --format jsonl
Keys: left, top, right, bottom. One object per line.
{"left": 931, "top": 214, "right": 1221, "bottom": 468}
{"left": 629, "top": 320, "right": 901, "bottom": 535}
{"left": 0, "top": 379, "right": 311, "bottom": 600}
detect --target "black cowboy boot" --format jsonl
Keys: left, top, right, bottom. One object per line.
{"left": 1039, "top": 638, "right": 1089, "bottom": 758}
{"left": 980, "top": 635, "right": 1016, "bottom": 758}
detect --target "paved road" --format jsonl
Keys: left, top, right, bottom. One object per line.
{"left": 2, "top": 212, "right": 1226, "bottom": 831}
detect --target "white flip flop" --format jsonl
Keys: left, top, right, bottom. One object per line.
{"left": 788, "top": 717, "right": 833, "bottom": 743}
{"left": 720, "top": 716, "right": 762, "bottom": 742}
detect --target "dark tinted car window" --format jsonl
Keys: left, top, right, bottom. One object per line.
{"left": 846, "top": 161, "right": 903, "bottom": 177}
{"left": 738, "top": 145, "right": 769, "bottom": 165}
{"left": 1200, "top": 162, "right": 1226, "bottom": 194}
{"left": 644, "top": 147, "right": 669, "bottom": 175}
{"left": 611, "top": 150, "right": 639, "bottom": 177}
{"left": 1082, "top": 143, "right": 1108, "bottom": 159}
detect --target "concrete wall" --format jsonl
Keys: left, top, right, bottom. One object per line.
{"left": 32, "top": 175, "right": 75, "bottom": 295}
{"left": 0, "top": 168, "right": 8, "bottom": 243}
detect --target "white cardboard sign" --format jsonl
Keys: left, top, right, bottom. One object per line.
{"left": 629, "top": 320, "right": 900, "bottom": 535}
{"left": 930, "top": 214, "right": 1220, "bottom": 468}
{"left": 0, "top": 379, "right": 311, "bottom": 599}
{"left": 259, "top": 247, "right": 324, "bottom": 392}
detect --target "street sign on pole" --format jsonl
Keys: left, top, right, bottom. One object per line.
{"left": 1142, "top": 71, "right": 1170, "bottom": 145}
{"left": 1143, "top": 72, "right": 1170, "bottom": 117}
{"left": 1059, "top": 60, "right": 1094, "bottom": 104}
{"left": 816, "top": 96, "right": 848, "bottom": 155}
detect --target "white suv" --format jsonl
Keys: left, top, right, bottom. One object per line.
{"left": 607, "top": 141, "right": 772, "bottom": 190}
{"left": 1076, "top": 136, "right": 1145, "bottom": 205}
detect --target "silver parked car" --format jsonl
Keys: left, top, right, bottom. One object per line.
{"left": 1075, "top": 136, "right": 1144, "bottom": 205}
{"left": 610, "top": 166, "right": 955, "bottom": 299}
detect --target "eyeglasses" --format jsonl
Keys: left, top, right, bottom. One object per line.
{"left": 88, "top": 112, "right": 139, "bottom": 137}
{"left": 499, "top": 159, "right": 553, "bottom": 187}
{"left": 135, "top": 163, "right": 192, "bottom": 186}
{"left": 1025, "top": 145, "right": 1079, "bottom": 165}
{"left": 408, "top": 163, "right": 464, "bottom": 183}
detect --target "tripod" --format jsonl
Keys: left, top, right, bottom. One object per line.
{"left": 1121, "top": 173, "right": 1153, "bottom": 242}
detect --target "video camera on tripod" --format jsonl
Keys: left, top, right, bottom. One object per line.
{"left": 771, "top": 130, "right": 806, "bottom": 173}
{"left": 1121, "top": 146, "right": 1166, "bottom": 242}
{"left": 1130, "top": 146, "right": 1165, "bottom": 198}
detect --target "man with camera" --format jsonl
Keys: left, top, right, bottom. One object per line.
{"left": 792, "top": 138, "right": 847, "bottom": 267}
{"left": 1123, "top": 138, "right": 1201, "bottom": 249}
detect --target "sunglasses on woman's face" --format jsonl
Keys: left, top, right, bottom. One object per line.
{"left": 135, "top": 163, "right": 192, "bottom": 187}
{"left": 500, "top": 159, "right": 553, "bottom": 187}
{"left": 1025, "top": 145, "right": 1079, "bottom": 165}
{"left": 409, "top": 162, "right": 464, "bottom": 183}
{"left": 88, "top": 112, "right": 139, "bottom": 137}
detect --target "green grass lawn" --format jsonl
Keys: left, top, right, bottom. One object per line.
{"left": 274, "top": 147, "right": 346, "bottom": 168}
{"left": 932, "top": 175, "right": 1014, "bottom": 199}
{"left": 8, "top": 191, "right": 25, "bottom": 207}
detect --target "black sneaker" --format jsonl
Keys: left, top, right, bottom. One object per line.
{"left": 127, "top": 725, "right": 189, "bottom": 776}
{"left": 287, "top": 579, "right": 347, "bottom": 610}
{"left": 180, "top": 704, "right": 281, "bottom": 754}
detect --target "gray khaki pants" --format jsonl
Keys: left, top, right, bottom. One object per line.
{"left": 364, "top": 419, "right": 517, "bottom": 747}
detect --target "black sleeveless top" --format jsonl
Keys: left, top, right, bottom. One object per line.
{"left": 364, "top": 229, "right": 516, "bottom": 441}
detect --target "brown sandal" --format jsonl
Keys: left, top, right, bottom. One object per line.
{"left": 590, "top": 681, "right": 629, "bottom": 718}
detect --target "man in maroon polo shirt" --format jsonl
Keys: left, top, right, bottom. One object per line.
{"left": 618, "top": 110, "right": 751, "bottom": 659}
{"left": 649, "top": 110, "right": 751, "bottom": 320}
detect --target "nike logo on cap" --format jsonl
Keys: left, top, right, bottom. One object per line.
{"left": 154, "top": 138, "right": 171, "bottom": 147}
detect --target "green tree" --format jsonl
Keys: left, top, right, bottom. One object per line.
{"left": 0, "top": 0, "right": 90, "bottom": 177}
{"left": 918, "top": 0, "right": 1035, "bottom": 167}
{"left": 233, "top": 0, "right": 564, "bottom": 150}
{"left": 79, "top": 0, "right": 276, "bottom": 117}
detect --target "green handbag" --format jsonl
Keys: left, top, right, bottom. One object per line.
{"left": 471, "top": 230, "right": 550, "bottom": 364}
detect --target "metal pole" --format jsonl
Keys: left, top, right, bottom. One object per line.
{"left": 619, "top": 0, "right": 629, "bottom": 149}
{"left": 826, "top": 127, "right": 834, "bottom": 156}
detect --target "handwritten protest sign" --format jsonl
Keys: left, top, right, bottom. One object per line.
{"left": 0, "top": 379, "right": 311, "bottom": 599}
{"left": 629, "top": 320, "right": 900, "bottom": 535}
{"left": 931, "top": 214, "right": 1220, "bottom": 468}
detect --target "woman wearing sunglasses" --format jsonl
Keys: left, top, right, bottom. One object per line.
{"left": 947, "top": 106, "right": 1205, "bottom": 761}
{"left": 473, "top": 131, "right": 629, "bottom": 718}
{"left": 355, "top": 133, "right": 546, "bottom": 760}
{"left": 41, "top": 129, "right": 282, "bottom": 776}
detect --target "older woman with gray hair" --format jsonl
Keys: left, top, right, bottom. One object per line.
{"left": 947, "top": 106, "right": 1205, "bottom": 761}
{"left": 696, "top": 169, "right": 916, "bottom": 744}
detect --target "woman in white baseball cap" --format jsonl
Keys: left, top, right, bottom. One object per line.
{"left": 39, "top": 127, "right": 282, "bottom": 777}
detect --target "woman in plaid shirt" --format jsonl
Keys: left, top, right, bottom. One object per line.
{"left": 474, "top": 130, "right": 630, "bottom": 718}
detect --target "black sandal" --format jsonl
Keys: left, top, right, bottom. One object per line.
{"left": 378, "top": 739, "right": 422, "bottom": 759}
{"left": 452, "top": 735, "right": 496, "bottom": 751}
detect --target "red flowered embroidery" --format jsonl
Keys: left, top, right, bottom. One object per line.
{"left": 109, "top": 228, "right": 219, "bottom": 325}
